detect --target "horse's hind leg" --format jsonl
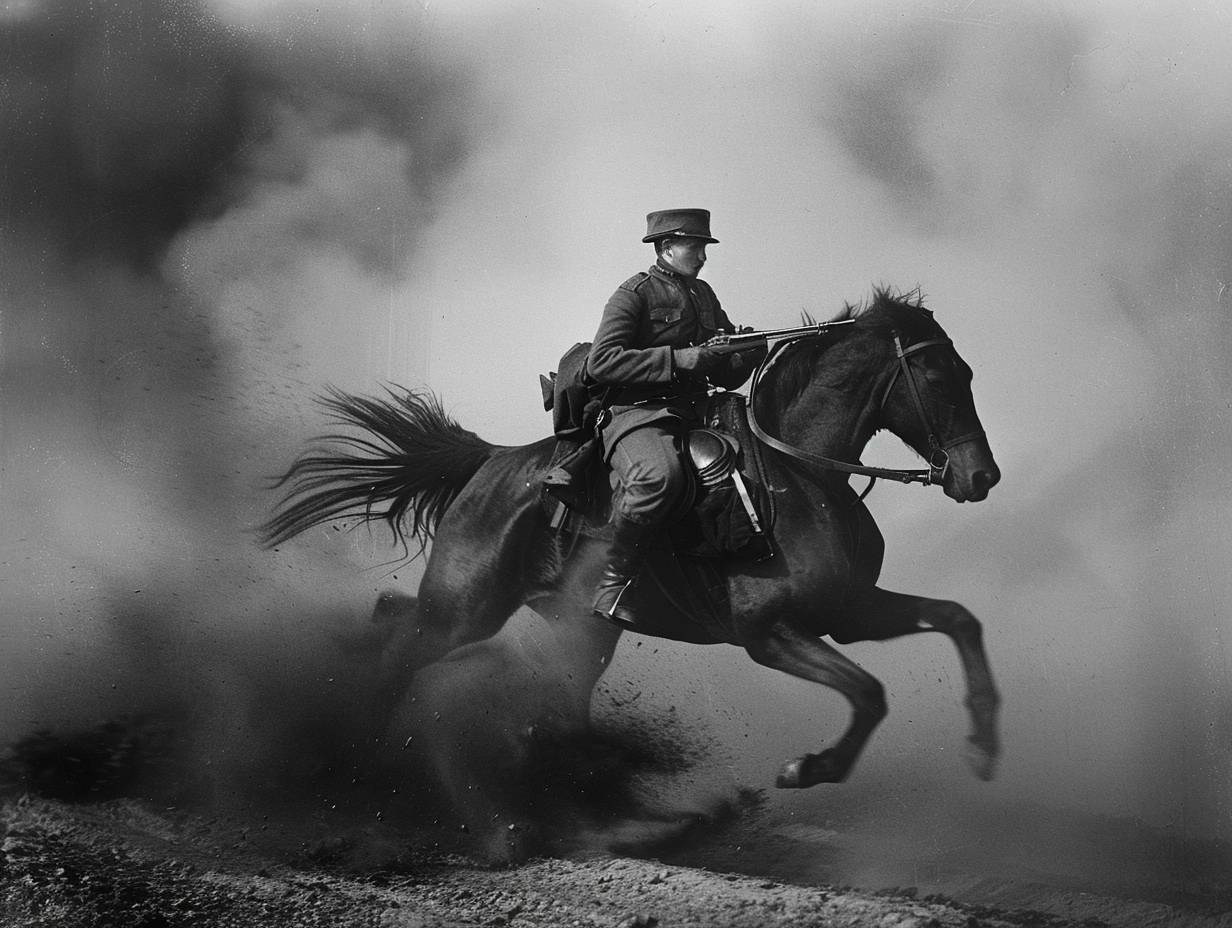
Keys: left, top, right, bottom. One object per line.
{"left": 373, "top": 485, "right": 543, "bottom": 714}
{"left": 374, "top": 542, "right": 528, "bottom": 713}
{"left": 831, "top": 587, "right": 1000, "bottom": 781}
{"left": 744, "top": 623, "right": 888, "bottom": 788}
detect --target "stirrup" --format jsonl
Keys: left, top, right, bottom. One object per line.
{"left": 592, "top": 576, "right": 639, "bottom": 630}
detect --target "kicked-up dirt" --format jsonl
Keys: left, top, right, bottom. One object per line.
{"left": 3, "top": 608, "right": 1230, "bottom": 928}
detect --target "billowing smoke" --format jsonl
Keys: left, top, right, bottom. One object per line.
{"left": 2, "top": 0, "right": 1231, "bottom": 884}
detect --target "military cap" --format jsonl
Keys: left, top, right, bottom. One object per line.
{"left": 641, "top": 208, "right": 719, "bottom": 244}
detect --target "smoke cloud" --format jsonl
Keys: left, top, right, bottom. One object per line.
{"left": 2, "top": 0, "right": 1230, "bottom": 888}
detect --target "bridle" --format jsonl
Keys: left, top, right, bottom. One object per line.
{"left": 746, "top": 328, "right": 984, "bottom": 490}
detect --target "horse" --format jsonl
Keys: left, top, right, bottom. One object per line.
{"left": 262, "top": 288, "right": 1002, "bottom": 801}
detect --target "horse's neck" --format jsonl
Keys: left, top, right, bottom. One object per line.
{"left": 772, "top": 379, "right": 878, "bottom": 465}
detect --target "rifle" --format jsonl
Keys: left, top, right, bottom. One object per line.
{"left": 700, "top": 318, "right": 855, "bottom": 353}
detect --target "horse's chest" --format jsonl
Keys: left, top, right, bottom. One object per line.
{"left": 778, "top": 505, "right": 884, "bottom": 584}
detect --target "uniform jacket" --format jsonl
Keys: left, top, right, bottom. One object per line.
{"left": 587, "top": 262, "right": 758, "bottom": 455}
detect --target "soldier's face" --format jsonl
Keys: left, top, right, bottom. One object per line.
{"left": 661, "top": 238, "right": 708, "bottom": 277}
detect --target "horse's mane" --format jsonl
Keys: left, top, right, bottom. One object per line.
{"left": 768, "top": 287, "right": 939, "bottom": 407}
{"left": 840, "top": 286, "right": 930, "bottom": 325}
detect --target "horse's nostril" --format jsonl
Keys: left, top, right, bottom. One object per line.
{"left": 972, "top": 467, "right": 1001, "bottom": 493}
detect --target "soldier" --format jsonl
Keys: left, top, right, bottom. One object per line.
{"left": 587, "top": 208, "right": 763, "bottom": 628}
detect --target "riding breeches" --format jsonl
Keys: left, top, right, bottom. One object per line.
{"left": 605, "top": 424, "right": 689, "bottom": 526}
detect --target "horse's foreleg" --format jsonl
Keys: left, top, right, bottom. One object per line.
{"left": 832, "top": 588, "right": 1001, "bottom": 781}
{"left": 918, "top": 598, "right": 1000, "bottom": 780}
{"left": 745, "top": 624, "right": 887, "bottom": 788}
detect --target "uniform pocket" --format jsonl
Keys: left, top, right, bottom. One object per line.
{"left": 648, "top": 304, "right": 685, "bottom": 326}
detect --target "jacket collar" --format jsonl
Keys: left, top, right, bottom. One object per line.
{"left": 650, "top": 260, "right": 699, "bottom": 284}
{"left": 649, "top": 261, "right": 716, "bottom": 329}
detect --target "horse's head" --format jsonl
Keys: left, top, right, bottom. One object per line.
{"left": 751, "top": 289, "right": 1000, "bottom": 503}
{"left": 847, "top": 291, "right": 1000, "bottom": 503}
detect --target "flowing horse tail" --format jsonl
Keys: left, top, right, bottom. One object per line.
{"left": 259, "top": 386, "right": 495, "bottom": 552}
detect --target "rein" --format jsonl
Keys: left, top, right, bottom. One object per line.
{"left": 746, "top": 329, "right": 982, "bottom": 490}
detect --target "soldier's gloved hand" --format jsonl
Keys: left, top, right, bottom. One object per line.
{"left": 733, "top": 341, "right": 768, "bottom": 369}
{"left": 673, "top": 345, "right": 723, "bottom": 378}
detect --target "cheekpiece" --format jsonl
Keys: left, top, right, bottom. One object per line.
{"left": 642, "top": 208, "right": 719, "bottom": 244}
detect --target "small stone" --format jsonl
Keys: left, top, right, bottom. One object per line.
{"left": 617, "top": 916, "right": 658, "bottom": 928}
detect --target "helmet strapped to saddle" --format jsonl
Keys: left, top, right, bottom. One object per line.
{"left": 686, "top": 428, "right": 739, "bottom": 490}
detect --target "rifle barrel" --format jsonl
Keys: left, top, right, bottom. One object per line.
{"left": 729, "top": 318, "right": 854, "bottom": 343}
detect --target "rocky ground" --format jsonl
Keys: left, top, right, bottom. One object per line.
{"left": 2, "top": 693, "right": 1229, "bottom": 927}
{"left": 0, "top": 794, "right": 1121, "bottom": 928}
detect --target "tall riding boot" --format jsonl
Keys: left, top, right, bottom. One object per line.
{"left": 592, "top": 517, "right": 657, "bottom": 629}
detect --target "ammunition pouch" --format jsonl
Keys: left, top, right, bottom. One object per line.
{"left": 541, "top": 341, "right": 606, "bottom": 442}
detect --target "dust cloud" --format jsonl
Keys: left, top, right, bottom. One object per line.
{"left": 1, "top": 0, "right": 1230, "bottom": 891}
{"left": 0, "top": 0, "right": 470, "bottom": 801}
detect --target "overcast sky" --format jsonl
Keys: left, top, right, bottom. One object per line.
{"left": 1, "top": 0, "right": 1230, "bottom": 841}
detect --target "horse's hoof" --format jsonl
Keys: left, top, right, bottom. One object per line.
{"left": 776, "top": 758, "right": 806, "bottom": 789}
{"left": 775, "top": 751, "right": 849, "bottom": 788}
{"left": 966, "top": 736, "right": 999, "bottom": 781}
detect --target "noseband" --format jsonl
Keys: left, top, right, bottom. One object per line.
{"left": 747, "top": 329, "right": 984, "bottom": 488}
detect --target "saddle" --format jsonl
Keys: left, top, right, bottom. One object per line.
{"left": 541, "top": 392, "right": 772, "bottom": 558}
{"left": 537, "top": 386, "right": 775, "bottom": 638}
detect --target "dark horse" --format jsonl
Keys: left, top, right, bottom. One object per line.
{"left": 263, "top": 290, "right": 1001, "bottom": 792}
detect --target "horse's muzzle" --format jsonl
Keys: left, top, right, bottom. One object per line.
{"left": 967, "top": 464, "right": 1000, "bottom": 500}
{"left": 944, "top": 439, "right": 1000, "bottom": 503}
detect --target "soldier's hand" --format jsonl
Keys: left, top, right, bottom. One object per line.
{"left": 736, "top": 342, "right": 768, "bottom": 369}
{"left": 673, "top": 345, "right": 723, "bottom": 375}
